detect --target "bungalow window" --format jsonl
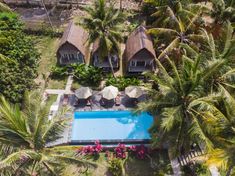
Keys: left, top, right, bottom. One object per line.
{"left": 130, "top": 60, "right": 136, "bottom": 67}
{"left": 130, "top": 61, "right": 146, "bottom": 67}
{"left": 136, "top": 61, "right": 146, "bottom": 66}
{"left": 71, "top": 54, "right": 75, "bottom": 60}
{"left": 77, "top": 52, "right": 84, "bottom": 62}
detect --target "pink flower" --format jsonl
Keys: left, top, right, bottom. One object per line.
{"left": 114, "top": 143, "right": 126, "bottom": 159}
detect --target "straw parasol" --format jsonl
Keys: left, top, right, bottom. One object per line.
{"left": 101, "top": 85, "right": 119, "bottom": 100}
{"left": 125, "top": 86, "right": 143, "bottom": 99}
{"left": 75, "top": 87, "right": 92, "bottom": 99}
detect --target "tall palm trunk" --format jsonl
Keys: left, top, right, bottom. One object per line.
{"left": 226, "top": 165, "right": 234, "bottom": 176}
{"left": 120, "top": 0, "right": 122, "bottom": 10}
{"left": 108, "top": 54, "right": 115, "bottom": 78}
{"left": 41, "top": 0, "right": 53, "bottom": 29}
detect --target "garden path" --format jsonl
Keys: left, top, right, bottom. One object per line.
{"left": 170, "top": 158, "right": 182, "bottom": 176}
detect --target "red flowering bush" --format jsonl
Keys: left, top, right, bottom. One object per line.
{"left": 81, "top": 140, "right": 103, "bottom": 155}
{"left": 129, "top": 145, "right": 148, "bottom": 159}
{"left": 114, "top": 143, "right": 127, "bottom": 159}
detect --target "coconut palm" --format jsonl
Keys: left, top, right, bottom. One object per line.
{"left": 199, "top": 22, "right": 235, "bottom": 91}
{"left": 0, "top": 91, "right": 95, "bottom": 175}
{"left": 138, "top": 55, "right": 217, "bottom": 156}
{"left": 206, "top": 87, "right": 235, "bottom": 176}
{"left": 195, "top": 0, "right": 235, "bottom": 37}
{"left": 210, "top": 0, "right": 235, "bottom": 25}
{"left": 137, "top": 22, "right": 235, "bottom": 157}
{"left": 80, "top": 0, "right": 125, "bottom": 77}
{"left": 148, "top": 2, "right": 206, "bottom": 61}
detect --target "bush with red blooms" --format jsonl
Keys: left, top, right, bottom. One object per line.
{"left": 114, "top": 143, "right": 127, "bottom": 159}
{"left": 81, "top": 140, "right": 103, "bottom": 155}
{"left": 129, "top": 145, "right": 148, "bottom": 159}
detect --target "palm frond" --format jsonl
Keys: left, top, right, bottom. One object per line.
{"left": 0, "top": 2, "right": 11, "bottom": 12}
{"left": 157, "top": 37, "right": 180, "bottom": 60}
{"left": 161, "top": 106, "right": 182, "bottom": 132}
{"left": 148, "top": 28, "right": 178, "bottom": 36}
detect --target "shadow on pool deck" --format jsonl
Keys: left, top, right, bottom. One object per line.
{"left": 67, "top": 91, "right": 147, "bottom": 111}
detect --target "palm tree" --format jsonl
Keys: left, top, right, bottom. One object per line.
{"left": 137, "top": 22, "right": 235, "bottom": 157}
{"left": 0, "top": 91, "right": 95, "bottom": 175}
{"left": 148, "top": 2, "right": 206, "bottom": 61}
{"left": 210, "top": 0, "right": 235, "bottom": 25}
{"left": 80, "top": 0, "right": 125, "bottom": 77}
{"left": 205, "top": 88, "right": 235, "bottom": 176}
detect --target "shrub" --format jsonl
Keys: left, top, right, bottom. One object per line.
{"left": 129, "top": 145, "right": 149, "bottom": 159}
{"left": 50, "top": 64, "right": 103, "bottom": 87}
{"left": 0, "top": 12, "right": 39, "bottom": 103}
{"left": 80, "top": 141, "right": 103, "bottom": 156}
{"left": 50, "top": 66, "right": 68, "bottom": 79}
{"left": 72, "top": 64, "right": 103, "bottom": 87}
{"left": 106, "top": 76, "right": 141, "bottom": 90}
{"left": 108, "top": 158, "right": 123, "bottom": 176}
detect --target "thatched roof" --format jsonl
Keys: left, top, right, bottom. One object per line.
{"left": 92, "top": 39, "right": 99, "bottom": 54}
{"left": 124, "top": 26, "right": 156, "bottom": 62}
{"left": 58, "top": 22, "right": 88, "bottom": 57}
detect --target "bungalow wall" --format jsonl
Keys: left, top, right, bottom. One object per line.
{"left": 57, "top": 43, "right": 85, "bottom": 65}
{"left": 128, "top": 49, "right": 155, "bottom": 73}
{"left": 92, "top": 52, "right": 119, "bottom": 69}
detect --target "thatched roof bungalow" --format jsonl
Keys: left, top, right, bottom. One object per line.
{"left": 57, "top": 22, "right": 89, "bottom": 65}
{"left": 124, "top": 26, "right": 156, "bottom": 73}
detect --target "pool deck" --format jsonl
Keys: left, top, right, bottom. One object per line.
{"left": 67, "top": 91, "right": 147, "bottom": 111}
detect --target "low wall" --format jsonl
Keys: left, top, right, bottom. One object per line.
{"left": 3, "top": 0, "right": 86, "bottom": 7}
{"left": 4, "top": 0, "right": 57, "bottom": 6}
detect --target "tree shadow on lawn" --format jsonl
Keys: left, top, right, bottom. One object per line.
{"left": 124, "top": 150, "right": 173, "bottom": 176}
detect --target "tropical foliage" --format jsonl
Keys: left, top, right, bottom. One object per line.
{"left": 73, "top": 64, "right": 103, "bottom": 87}
{"left": 137, "top": 22, "right": 235, "bottom": 159}
{"left": 205, "top": 88, "right": 235, "bottom": 175}
{"left": 0, "top": 12, "right": 39, "bottom": 103}
{"left": 209, "top": 0, "right": 235, "bottom": 25}
{"left": 51, "top": 64, "right": 103, "bottom": 87}
{"left": 0, "top": 91, "right": 95, "bottom": 175}
{"left": 80, "top": 0, "right": 125, "bottom": 76}
{"left": 106, "top": 75, "right": 141, "bottom": 90}
{"left": 148, "top": 2, "right": 206, "bottom": 61}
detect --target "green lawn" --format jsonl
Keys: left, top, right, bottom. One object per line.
{"left": 45, "top": 94, "right": 58, "bottom": 107}
{"left": 33, "top": 36, "right": 67, "bottom": 89}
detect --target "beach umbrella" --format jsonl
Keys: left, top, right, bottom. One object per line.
{"left": 125, "top": 86, "right": 143, "bottom": 99}
{"left": 75, "top": 87, "right": 92, "bottom": 99}
{"left": 101, "top": 85, "right": 118, "bottom": 100}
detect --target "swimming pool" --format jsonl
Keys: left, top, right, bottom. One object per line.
{"left": 71, "top": 111, "right": 153, "bottom": 144}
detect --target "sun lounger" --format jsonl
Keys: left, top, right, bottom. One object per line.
{"left": 62, "top": 95, "right": 69, "bottom": 106}
{"left": 115, "top": 95, "right": 121, "bottom": 106}
{"left": 100, "top": 98, "right": 105, "bottom": 106}
{"left": 86, "top": 99, "right": 91, "bottom": 106}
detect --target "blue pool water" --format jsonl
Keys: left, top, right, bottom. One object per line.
{"left": 71, "top": 111, "right": 153, "bottom": 143}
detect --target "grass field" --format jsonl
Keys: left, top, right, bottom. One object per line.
{"left": 33, "top": 36, "right": 68, "bottom": 89}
